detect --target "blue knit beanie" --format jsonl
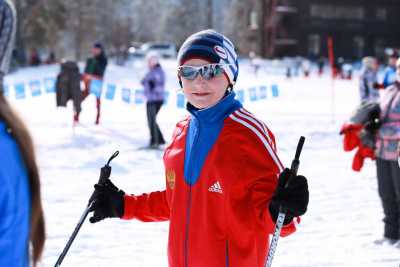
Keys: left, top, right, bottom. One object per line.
{"left": 177, "top": 29, "right": 239, "bottom": 85}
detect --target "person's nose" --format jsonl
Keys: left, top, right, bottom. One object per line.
{"left": 193, "top": 72, "right": 207, "bottom": 84}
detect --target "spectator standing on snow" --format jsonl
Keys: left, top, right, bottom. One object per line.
{"left": 82, "top": 42, "right": 108, "bottom": 125}
{"left": 88, "top": 29, "right": 309, "bottom": 267}
{"left": 141, "top": 52, "right": 166, "bottom": 148}
{"left": 374, "top": 57, "right": 400, "bottom": 246}
{"left": 0, "top": 1, "right": 46, "bottom": 266}
{"left": 29, "top": 48, "right": 41, "bottom": 66}
{"left": 56, "top": 60, "right": 82, "bottom": 123}
{"left": 382, "top": 53, "right": 398, "bottom": 89}
{"left": 359, "top": 57, "right": 380, "bottom": 104}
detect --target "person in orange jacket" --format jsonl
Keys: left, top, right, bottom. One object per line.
{"left": 89, "top": 30, "right": 309, "bottom": 267}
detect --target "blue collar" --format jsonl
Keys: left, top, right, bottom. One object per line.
{"left": 0, "top": 121, "right": 7, "bottom": 134}
{"left": 186, "top": 91, "right": 240, "bottom": 125}
{"left": 183, "top": 91, "right": 241, "bottom": 185}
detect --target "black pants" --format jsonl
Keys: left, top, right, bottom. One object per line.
{"left": 376, "top": 158, "right": 400, "bottom": 239}
{"left": 146, "top": 101, "right": 165, "bottom": 146}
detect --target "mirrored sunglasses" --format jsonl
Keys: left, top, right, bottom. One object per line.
{"left": 178, "top": 64, "right": 231, "bottom": 80}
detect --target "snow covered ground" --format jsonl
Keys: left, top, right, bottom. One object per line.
{"left": 5, "top": 60, "right": 400, "bottom": 266}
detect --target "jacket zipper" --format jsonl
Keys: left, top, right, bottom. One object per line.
{"left": 184, "top": 120, "right": 200, "bottom": 267}
{"left": 184, "top": 186, "right": 192, "bottom": 267}
{"left": 226, "top": 240, "right": 229, "bottom": 267}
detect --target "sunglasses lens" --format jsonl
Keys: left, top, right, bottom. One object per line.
{"left": 179, "top": 64, "right": 227, "bottom": 80}
{"left": 201, "top": 65, "right": 212, "bottom": 80}
{"left": 201, "top": 65, "right": 224, "bottom": 80}
{"left": 214, "top": 65, "right": 224, "bottom": 76}
{"left": 179, "top": 66, "right": 198, "bottom": 80}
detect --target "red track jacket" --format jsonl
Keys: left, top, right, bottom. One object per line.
{"left": 122, "top": 93, "right": 297, "bottom": 267}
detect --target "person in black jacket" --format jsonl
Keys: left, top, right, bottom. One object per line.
{"left": 56, "top": 60, "right": 82, "bottom": 123}
{"left": 82, "top": 42, "right": 108, "bottom": 125}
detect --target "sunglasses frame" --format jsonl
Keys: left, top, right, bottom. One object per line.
{"left": 177, "top": 63, "right": 232, "bottom": 81}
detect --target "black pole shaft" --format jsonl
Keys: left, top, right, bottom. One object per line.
{"left": 54, "top": 151, "right": 119, "bottom": 266}
{"left": 54, "top": 203, "right": 92, "bottom": 267}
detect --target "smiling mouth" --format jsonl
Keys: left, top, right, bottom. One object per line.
{"left": 193, "top": 93, "right": 210, "bottom": 96}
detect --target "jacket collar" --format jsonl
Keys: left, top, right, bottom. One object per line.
{"left": 187, "top": 91, "right": 240, "bottom": 125}
{"left": 0, "top": 120, "right": 7, "bottom": 135}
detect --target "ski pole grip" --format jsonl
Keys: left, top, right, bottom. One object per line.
{"left": 290, "top": 136, "right": 305, "bottom": 176}
{"left": 99, "top": 151, "right": 119, "bottom": 184}
{"left": 99, "top": 166, "right": 111, "bottom": 184}
{"left": 88, "top": 151, "right": 120, "bottom": 205}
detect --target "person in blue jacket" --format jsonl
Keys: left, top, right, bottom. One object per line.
{"left": 0, "top": 0, "right": 45, "bottom": 266}
{"left": 382, "top": 54, "right": 398, "bottom": 88}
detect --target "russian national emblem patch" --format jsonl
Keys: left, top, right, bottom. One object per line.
{"left": 166, "top": 169, "right": 176, "bottom": 189}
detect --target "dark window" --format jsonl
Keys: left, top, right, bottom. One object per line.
{"left": 308, "top": 34, "right": 320, "bottom": 56}
{"left": 150, "top": 44, "right": 172, "bottom": 49}
{"left": 374, "top": 38, "right": 385, "bottom": 58}
{"left": 353, "top": 36, "right": 364, "bottom": 59}
{"left": 310, "top": 5, "right": 364, "bottom": 20}
{"left": 249, "top": 11, "right": 258, "bottom": 30}
{"left": 376, "top": 8, "right": 387, "bottom": 21}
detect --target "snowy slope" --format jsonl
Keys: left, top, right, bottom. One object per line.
{"left": 5, "top": 60, "right": 400, "bottom": 267}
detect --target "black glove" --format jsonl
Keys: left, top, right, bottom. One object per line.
{"left": 148, "top": 80, "right": 155, "bottom": 91}
{"left": 269, "top": 168, "right": 309, "bottom": 225}
{"left": 89, "top": 179, "right": 125, "bottom": 223}
{"left": 364, "top": 118, "right": 381, "bottom": 132}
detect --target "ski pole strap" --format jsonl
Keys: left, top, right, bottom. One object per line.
{"left": 107, "top": 150, "right": 119, "bottom": 166}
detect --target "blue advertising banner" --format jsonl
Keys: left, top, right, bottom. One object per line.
{"left": 134, "top": 89, "right": 145, "bottom": 104}
{"left": 29, "top": 80, "right": 42, "bottom": 97}
{"left": 90, "top": 79, "right": 103, "bottom": 98}
{"left": 105, "top": 84, "right": 116, "bottom": 100}
{"left": 236, "top": 89, "right": 245, "bottom": 103}
{"left": 122, "top": 88, "right": 131, "bottom": 103}
{"left": 271, "top": 84, "right": 279, "bottom": 97}
{"left": 3, "top": 84, "right": 9, "bottom": 97}
{"left": 43, "top": 78, "right": 56, "bottom": 93}
{"left": 15, "top": 83, "right": 26, "bottom": 99}
{"left": 164, "top": 91, "right": 170, "bottom": 104}
{"left": 177, "top": 93, "right": 185, "bottom": 108}
{"left": 249, "top": 87, "right": 257, "bottom": 101}
{"left": 259, "top": 86, "right": 267, "bottom": 99}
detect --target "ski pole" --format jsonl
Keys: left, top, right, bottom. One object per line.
{"left": 54, "top": 151, "right": 120, "bottom": 267}
{"left": 265, "top": 136, "right": 305, "bottom": 267}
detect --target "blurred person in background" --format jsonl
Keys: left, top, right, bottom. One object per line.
{"left": 56, "top": 60, "right": 82, "bottom": 124}
{"left": 82, "top": 42, "right": 108, "bottom": 125}
{"left": 359, "top": 57, "right": 380, "bottom": 104}
{"left": 374, "top": 57, "right": 400, "bottom": 247}
{"left": 141, "top": 52, "right": 166, "bottom": 149}
{"left": 0, "top": 0, "right": 46, "bottom": 266}
{"left": 382, "top": 53, "right": 398, "bottom": 89}
{"left": 44, "top": 51, "right": 56, "bottom": 64}
{"left": 29, "top": 48, "right": 41, "bottom": 66}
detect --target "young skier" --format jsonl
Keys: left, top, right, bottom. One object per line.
{"left": 89, "top": 29, "right": 309, "bottom": 267}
